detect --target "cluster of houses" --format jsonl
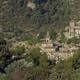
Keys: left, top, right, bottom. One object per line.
{"left": 65, "top": 20, "right": 80, "bottom": 38}
{"left": 40, "top": 21, "right": 80, "bottom": 61}
{"left": 11, "top": 20, "right": 80, "bottom": 62}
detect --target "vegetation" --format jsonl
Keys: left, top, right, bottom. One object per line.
{"left": 0, "top": 0, "right": 71, "bottom": 41}
{"left": 0, "top": 35, "right": 12, "bottom": 72}
{"left": 67, "top": 38, "right": 80, "bottom": 44}
{"left": 0, "top": 0, "right": 80, "bottom": 80}
{"left": 27, "top": 38, "right": 41, "bottom": 46}
{"left": 1, "top": 43, "right": 80, "bottom": 80}
{"left": 0, "top": 35, "right": 80, "bottom": 80}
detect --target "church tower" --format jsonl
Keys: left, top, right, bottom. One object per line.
{"left": 69, "top": 20, "right": 75, "bottom": 27}
{"left": 45, "top": 32, "right": 50, "bottom": 43}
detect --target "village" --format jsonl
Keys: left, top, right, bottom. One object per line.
{"left": 2, "top": 0, "right": 80, "bottom": 62}
{"left": 40, "top": 20, "right": 80, "bottom": 62}
{"left": 11, "top": 20, "right": 80, "bottom": 62}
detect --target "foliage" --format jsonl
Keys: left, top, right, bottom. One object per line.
{"left": 0, "top": 35, "right": 6, "bottom": 45}
{"left": 25, "top": 48, "right": 42, "bottom": 66}
{"left": 5, "top": 59, "right": 33, "bottom": 73}
{"left": 0, "top": 36, "right": 12, "bottom": 72}
{"left": 26, "top": 48, "right": 47, "bottom": 67}
{"left": 1, "top": 0, "right": 80, "bottom": 80}
{"left": 27, "top": 38, "right": 41, "bottom": 46}
{"left": 0, "top": 73, "right": 8, "bottom": 80}
{"left": 14, "top": 45, "right": 25, "bottom": 55}
{"left": 24, "top": 50, "right": 80, "bottom": 80}
{"left": 0, "top": 59, "right": 33, "bottom": 80}
{"left": 1, "top": 44, "right": 80, "bottom": 80}
{"left": 0, "top": 0, "right": 70, "bottom": 40}
{"left": 48, "top": 50, "right": 80, "bottom": 80}
{"left": 67, "top": 38, "right": 80, "bottom": 44}
{"left": 24, "top": 67, "right": 50, "bottom": 80}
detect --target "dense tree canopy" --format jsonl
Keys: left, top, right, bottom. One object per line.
{"left": 0, "top": 0, "right": 71, "bottom": 41}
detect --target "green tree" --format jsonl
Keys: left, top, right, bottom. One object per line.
{"left": 24, "top": 67, "right": 50, "bottom": 80}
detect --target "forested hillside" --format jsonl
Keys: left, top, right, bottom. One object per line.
{"left": 1, "top": 0, "right": 80, "bottom": 80}
{"left": 0, "top": 0, "right": 71, "bottom": 41}
{"left": 1, "top": 38, "right": 80, "bottom": 80}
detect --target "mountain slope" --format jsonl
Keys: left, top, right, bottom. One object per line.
{"left": 0, "top": 0, "right": 74, "bottom": 41}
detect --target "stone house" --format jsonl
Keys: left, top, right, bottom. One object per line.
{"left": 64, "top": 20, "right": 80, "bottom": 39}
{"left": 40, "top": 31, "right": 79, "bottom": 62}
{"left": 40, "top": 32, "right": 55, "bottom": 53}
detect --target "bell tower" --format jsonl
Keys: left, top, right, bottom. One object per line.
{"left": 46, "top": 32, "right": 50, "bottom": 43}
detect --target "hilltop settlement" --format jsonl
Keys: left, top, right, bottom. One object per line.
{"left": 11, "top": 20, "right": 80, "bottom": 63}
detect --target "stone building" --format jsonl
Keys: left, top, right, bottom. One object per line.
{"left": 40, "top": 32, "right": 55, "bottom": 54}
{"left": 64, "top": 20, "right": 80, "bottom": 39}
{"left": 40, "top": 32, "right": 78, "bottom": 61}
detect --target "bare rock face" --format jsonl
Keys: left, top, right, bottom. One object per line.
{"left": 27, "top": 2, "right": 36, "bottom": 9}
